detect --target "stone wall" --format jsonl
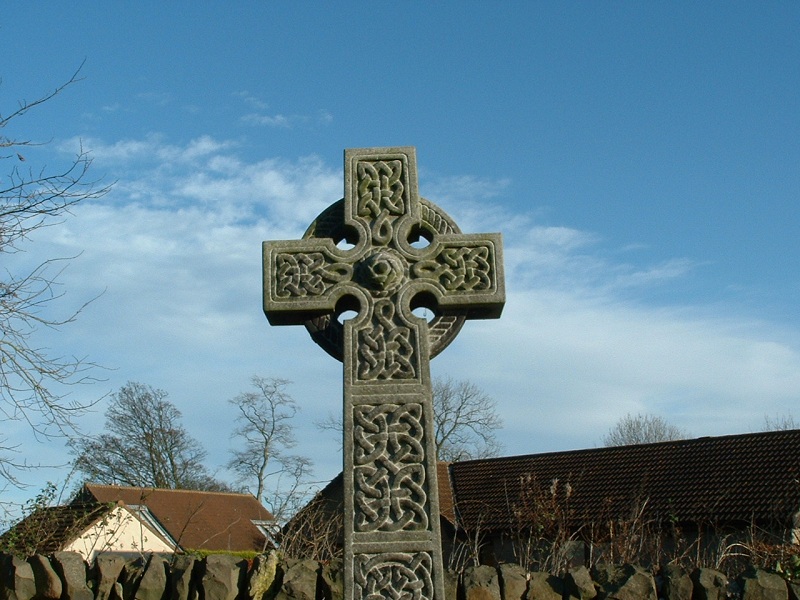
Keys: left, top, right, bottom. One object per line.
{"left": 2, "top": 552, "right": 798, "bottom": 600}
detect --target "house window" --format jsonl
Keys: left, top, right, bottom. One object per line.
{"left": 252, "top": 519, "right": 280, "bottom": 548}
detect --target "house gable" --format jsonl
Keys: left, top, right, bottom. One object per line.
{"left": 63, "top": 504, "right": 174, "bottom": 561}
{"left": 77, "top": 484, "right": 274, "bottom": 552}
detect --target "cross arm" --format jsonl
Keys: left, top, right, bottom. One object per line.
{"left": 263, "top": 239, "right": 355, "bottom": 326}
{"left": 410, "top": 233, "right": 505, "bottom": 320}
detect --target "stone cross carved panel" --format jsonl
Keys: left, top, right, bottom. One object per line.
{"left": 263, "top": 147, "right": 505, "bottom": 600}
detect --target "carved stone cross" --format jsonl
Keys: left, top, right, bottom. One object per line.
{"left": 263, "top": 147, "right": 504, "bottom": 600}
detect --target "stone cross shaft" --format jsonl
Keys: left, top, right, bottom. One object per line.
{"left": 263, "top": 147, "right": 505, "bottom": 600}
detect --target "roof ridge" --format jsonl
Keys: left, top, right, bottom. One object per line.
{"left": 451, "top": 427, "right": 800, "bottom": 466}
{"left": 84, "top": 483, "right": 258, "bottom": 499}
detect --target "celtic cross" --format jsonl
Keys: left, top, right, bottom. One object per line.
{"left": 263, "top": 147, "right": 505, "bottom": 600}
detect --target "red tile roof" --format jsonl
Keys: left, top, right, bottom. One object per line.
{"left": 449, "top": 429, "right": 800, "bottom": 532}
{"left": 78, "top": 484, "right": 274, "bottom": 552}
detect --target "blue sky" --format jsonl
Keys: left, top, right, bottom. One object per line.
{"left": 2, "top": 3, "right": 799, "bottom": 510}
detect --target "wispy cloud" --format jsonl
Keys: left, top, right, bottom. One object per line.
{"left": 234, "top": 91, "right": 332, "bottom": 129}
{"left": 241, "top": 113, "right": 292, "bottom": 128}
{"left": 66, "top": 134, "right": 236, "bottom": 166}
{"left": 235, "top": 91, "right": 269, "bottom": 111}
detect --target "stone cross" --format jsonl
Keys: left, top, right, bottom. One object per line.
{"left": 263, "top": 147, "right": 505, "bottom": 600}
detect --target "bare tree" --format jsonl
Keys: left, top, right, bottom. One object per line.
{"left": 763, "top": 413, "right": 798, "bottom": 431}
{"left": 315, "top": 375, "right": 503, "bottom": 462}
{"left": 70, "top": 382, "right": 226, "bottom": 490}
{"left": 602, "top": 413, "right": 686, "bottom": 447}
{"left": 227, "top": 376, "right": 312, "bottom": 522}
{"left": 1, "top": 64, "right": 110, "bottom": 485}
{"left": 432, "top": 376, "right": 503, "bottom": 461}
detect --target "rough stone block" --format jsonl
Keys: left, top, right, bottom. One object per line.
{"left": 499, "top": 563, "right": 527, "bottom": 600}
{"left": 565, "top": 566, "right": 597, "bottom": 600}
{"left": 135, "top": 555, "right": 167, "bottom": 600}
{"left": 51, "top": 552, "right": 92, "bottom": 600}
{"left": 562, "top": 542, "right": 587, "bottom": 569}
{"left": 319, "top": 559, "right": 342, "bottom": 600}
{"left": 592, "top": 564, "right": 656, "bottom": 600}
{"left": 741, "top": 569, "right": 788, "bottom": 600}
{"left": 201, "top": 555, "right": 245, "bottom": 600}
{"left": 248, "top": 553, "right": 280, "bottom": 600}
{"left": 662, "top": 564, "right": 692, "bottom": 600}
{"left": 1, "top": 554, "right": 36, "bottom": 600}
{"left": 527, "top": 572, "right": 564, "bottom": 600}
{"left": 93, "top": 555, "right": 126, "bottom": 600}
{"left": 169, "top": 555, "right": 197, "bottom": 600}
{"left": 464, "top": 565, "right": 501, "bottom": 600}
{"left": 610, "top": 566, "right": 656, "bottom": 600}
{"left": 274, "top": 559, "right": 318, "bottom": 600}
{"left": 26, "top": 556, "right": 61, "bottom": 600}
{"left": 120, "top": 556, "right": 146, "bottom": 600}
{"left": 691, "top": 568, "right": 728, "bottom": 600}
{"left": 442, "top": 569, "right": 459, "bottom": 600}
{"left": 787, "top": 581, "right": 800, "bottom": 600}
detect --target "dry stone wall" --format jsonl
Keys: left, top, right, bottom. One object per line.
{"left": 2, "top": 552, "right": 799, "bottom": 600}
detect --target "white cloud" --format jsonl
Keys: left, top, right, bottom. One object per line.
{"left": 442, "top": 284, "right": 800, "bottom": 454}
{"left": 241, "top": 113, "right": 292, "bottom": 128}
{"left": 235, "top": 91, "right": 269, "bottom": 111}
{"left": 65, "top": 134, "right": 235, "bottom": 167}
{"left": 7, "top": 135, "right": 800, "bottom": 510}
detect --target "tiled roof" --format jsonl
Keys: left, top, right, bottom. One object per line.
{"left": 449, "top": 429, "right": 800, "bottom": 532}
{"left": 78, "top": 484, "right": 274, "bottom": 552}
{"left": 0, "top": 503, "right": 113, "bottom": 555}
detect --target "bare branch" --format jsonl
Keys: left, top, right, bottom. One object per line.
{"left": 762, "top": 413, "right": 798, "bottom": 431}
{"left": 1, "top": 65, "right": 111, "bottom": 490}
{"left": 227, "top": 376, "right": 313, "bottom": 523}
{"left": 0, "top": 60, "right": 85, "bottom": 132}
{"left": 432, "top": 376, "right": 503, "bottom": 461}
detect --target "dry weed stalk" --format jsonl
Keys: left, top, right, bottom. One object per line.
{"left": 506, "top": 475, "right": 580, "bottom": 574}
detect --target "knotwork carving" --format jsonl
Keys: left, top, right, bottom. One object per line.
{"left": 357, "top": 159, "right": 406, "bottom": 246}
{"left": 412, "top": 245, "right": 493, "bottom": 291}
{"left": 301, "top": 198, "right": 466, "bottom": 362}
{"left": 354, "top": 552, "right": 433, "bottom": 600}
{"left": 275, "top": 252, "right": 352, "bottom": 297}
{"left": 353, "top": 403, "right": 427, "bottom": 532}
{"left": 356, "top": 249, "right": 407, "bottom": 296}
{"left": 358, "top": 299, "right": 416, "bottom": 380}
